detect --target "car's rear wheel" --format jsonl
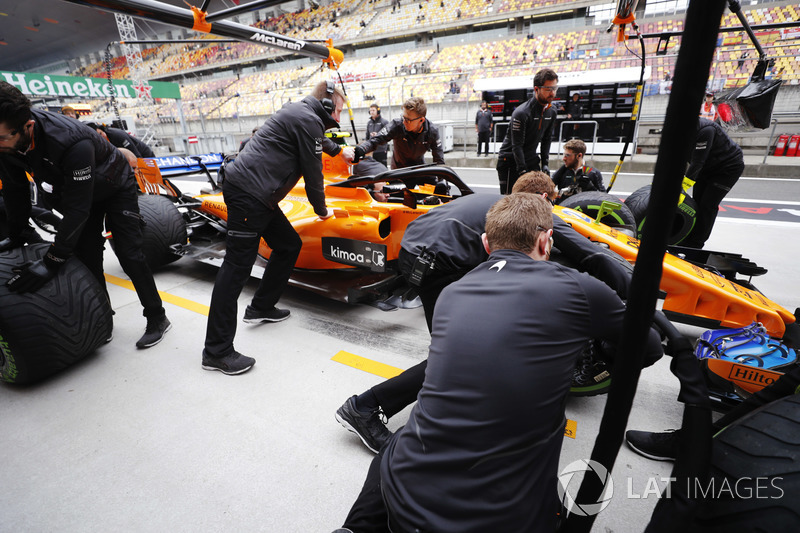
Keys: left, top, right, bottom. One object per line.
{"left": 690, "top": 394, "right": 800, "bottom": 531}
{"left": 138, "top": 194, "right": 187, "bottom": 270}
{"left": 559, "top": 191, "right": 636, "bottom": 229}
{"left": 625, "top": 185, "right": 698, "bottom": 245}
{"left": 0, "top": 244, "right": 113, "bottom": 384}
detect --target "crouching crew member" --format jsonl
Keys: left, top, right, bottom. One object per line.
{"left": 552, "top": 138, "right": 605, "bottom": 196}
{"left": 335, "top": 193, "right": 663, "bottom": 532}
{"left": 0, "top": 82, "right": 171, "bottom": 348}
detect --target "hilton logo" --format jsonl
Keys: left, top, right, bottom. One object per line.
{"left": 729, "top": 365, "right": 777, "bottom": 386}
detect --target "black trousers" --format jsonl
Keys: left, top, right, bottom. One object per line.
{"left": 342, "top": 435, "right": 418, "bottom": 533}
{"left": 204, "top": 183, "right": 301, "bottom": 358}
{"left": 682, "top": 161, "right": 743, "bottom": 248}
{"left": 369, "top": 250, "right": 465, "bottom": 419}
{"left": 496, "top": 155, "right": 540, "bottom": 195}
{"left": 342, "top": 444, "right": 391, "bottom": 532}
{"left": 477, "top": 130, "right": 490, "bottom": 155}
{"left": 74, "top": 179, "right": 164, "bottom": 318}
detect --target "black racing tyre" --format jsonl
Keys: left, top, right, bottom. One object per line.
{"left": 690, "top": 394, "right": 800, "bottom": 531}
{"left": 0, "top": 243, "right": 113, "bottom": 384}
{"left": 624, "top": 185, "right": 698, "bottom": 245}
{"left": 138, "top": 194, "right": 187, "bottom": 270}
{"left": 559, "top": 191, "right": 637, "bottom": 229}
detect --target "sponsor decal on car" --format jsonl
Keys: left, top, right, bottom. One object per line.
{"left": 322, "top": 237, "right": 387, "bottom": 272}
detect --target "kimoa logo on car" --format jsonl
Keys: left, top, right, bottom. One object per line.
{"left": 330, "top": 246, "right": 367, "bottom": 264}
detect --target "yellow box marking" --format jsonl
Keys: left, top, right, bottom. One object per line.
{"left": 105, "top": 273, "right": 210, "bottom": 316}
{"left": 332, "top": 350, "right": 404, "bottom": 379}
{"left": 564, "top": 419, "right": 577, "bottom": 439}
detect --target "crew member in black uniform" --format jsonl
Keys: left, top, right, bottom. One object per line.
{"left": 202, "top": 81, "right": 345, "bottom": 375}
{"left": 475, "top": 100, "right": 493, "bottom": 156}
{"left": 353, "top": 97, "right": 444, "bottom": 170}
{"left": 681, "top": 117, "right": 744, "bottom": 249}
{"left": 86, "top": 123, "right": 155, "bottom": 158}
{"left": 365, "top": 103, "right": 389, "bottom": 166}
{"left": 496, "top": 68, "right": 558, "bottom": 194}
{"left": 335, "top": 193, "right": 663, "bottom": 533}
{"left": 551, "top": 138, "right": 605, "bottom": 197}
{"left": 335, "top": 171, "right": 638, "bottom": 452}
{"left": 0, "top": 82, "right": 171, "bottom": 348}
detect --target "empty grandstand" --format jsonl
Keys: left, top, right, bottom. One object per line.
{"left": 10, "top": 0, "right": 800, "bottom": 155}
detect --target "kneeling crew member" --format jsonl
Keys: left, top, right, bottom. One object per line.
{"left": 551, "top": 138, "right": 605, "bottom": 196}
{"left": 336, "top": 193, "right": 663, "bottom": 532}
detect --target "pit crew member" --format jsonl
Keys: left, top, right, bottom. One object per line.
{"left": 87, "top": 122, "right": 155, "bottom": 159}
{"left": 335, "top": 193, "right": 663, "bottom": 532}
{"left": 681, "top": 117, "right": 744, "bottom": 249}
{"left": 335, "top": 172, "right": 641, "bottom": 452}
{"left": 202, "top": 81, "right": 345, "bottom": 375}
{"left": 0, "top": 81, "right": 171, "bottom": 349}
{"left": 365, "top": 103, "right": 389, "bottom": 167}
{"left": 551, "top": 138, "right": 605, "bottom": 197}
{"left": 496, "top": 68, "right": 558, "bottom": 194}
{"left": 352, "top": 97, "right": 444, "bottom": 171}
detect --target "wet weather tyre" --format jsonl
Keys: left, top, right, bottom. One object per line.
{"left": 690, "top": 394, "right": 800, "bottom": 531}
{"left": 0, "top": 243, "right": 113, "bottom": 384}
{"left": 138, "top": 194, "right": 186, "bottom": 270}
{"left": 559, "top": 191, "right": 636, "bottom": 229}
{"left": 624, "top": 185, "right": 698, "bottom": 245}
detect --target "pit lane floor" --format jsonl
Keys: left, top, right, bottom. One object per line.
{"left": 2, "top": 180, "right": 798, "bottom": 532}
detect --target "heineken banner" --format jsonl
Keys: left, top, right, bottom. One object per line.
{"left": 0, "top": 71, "right": 182, "bottom": 100}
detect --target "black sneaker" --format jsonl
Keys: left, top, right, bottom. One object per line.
{"left": 202, "top": 350, "right": 255, "bottom": 375}
{"left": 570, "top": 341, "right": 611, "bottom": 396}
{"left": 135, "top": 315, "right": 172, "bottom": 349}
{"left": 625, "top": 429, "right": 679, "bottom": 461}
{"left": 243, "top": 305, "right": 290, "bottom": 324}
{"left": 335, "top": 395, "right": 393, "bottom": 453}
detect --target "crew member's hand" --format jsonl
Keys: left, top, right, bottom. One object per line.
{"left": 7, "top": 255, "right": 63, "bottom": 293}
{"left": 542, "top": 165, "right": 550, "bottom": 176}
{"left": 340, "top": 146, "right": 356, "bottom": 163}
{"left": 353, "top": 146, "right": 366, "bottom": 164}
{"left": 318, "top": 209, "right": 334, "bottom": 220}
{"left": 0, "top": 237, "right": 24, "bottom": 253}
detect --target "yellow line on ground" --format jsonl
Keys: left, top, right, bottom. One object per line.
{"left": 104, "top": 273, "right": 210, "bottom": 316}
{"left": 331, "top": 350, "right": 404, "bottom": 379}
{"left": 332, "top": 350, "right": 578, "bottom": 438}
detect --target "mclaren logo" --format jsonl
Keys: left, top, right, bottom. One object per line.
{"left": 490, "top": 260, "right": 507, "bottom": 272}
{"left": 249, "top": 33, "right": 305, "bottom": 51}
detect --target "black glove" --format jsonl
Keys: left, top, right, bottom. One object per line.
{"left": 0, "top": 237, "right": 24, "bottom": 253}
{"left": 542, "top": 164, "right": 550, "bottom": 176}
{"left": 7, "top": 251, "right": 66, "bottom": 293}
{"left": 353, "top": 146, "right": 366, "bottom": 164}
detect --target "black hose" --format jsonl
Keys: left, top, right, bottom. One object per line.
{"left": 559, "top": 1, "right": 727, "bottom": 531}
